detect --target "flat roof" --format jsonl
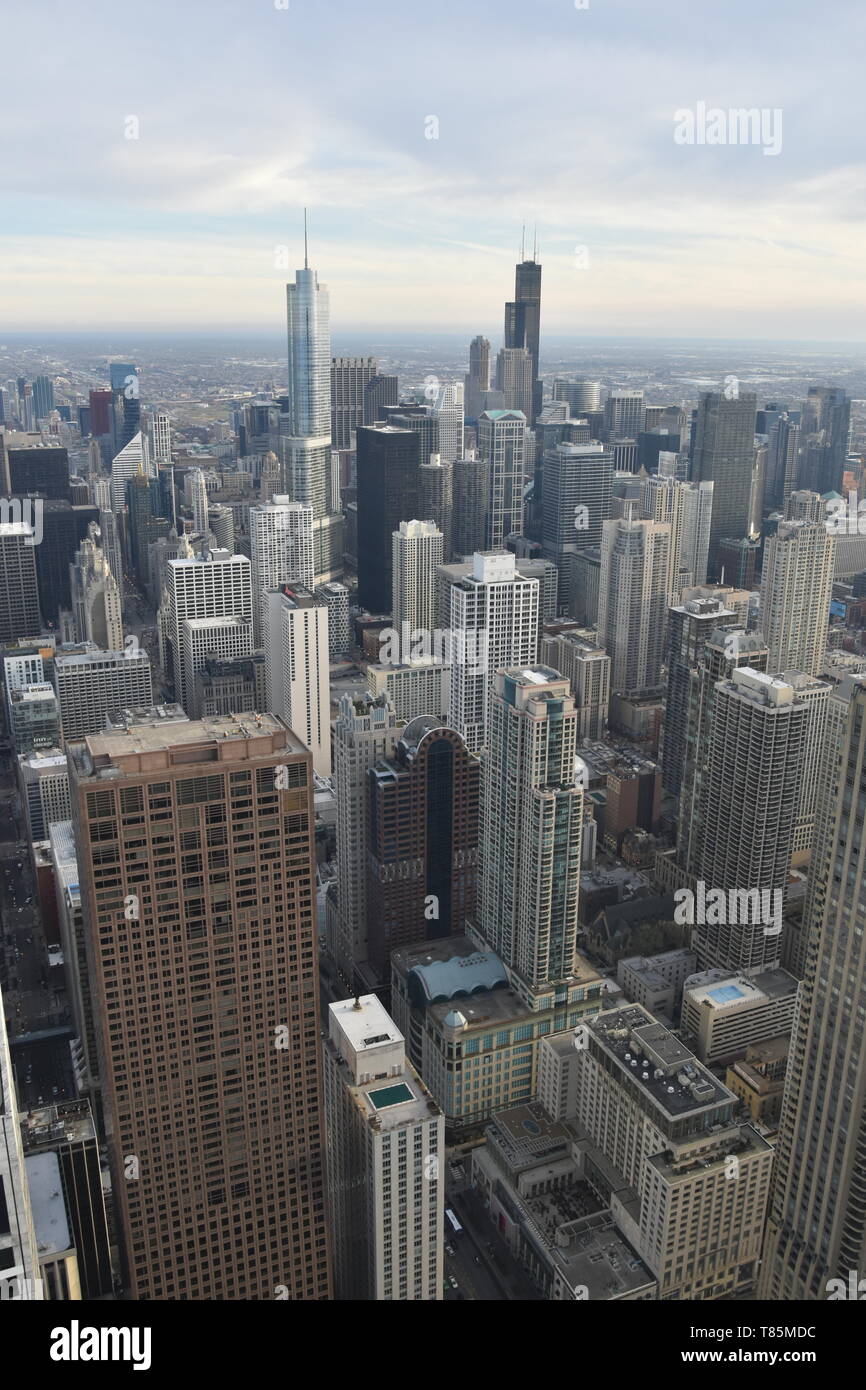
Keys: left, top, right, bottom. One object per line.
{"left": 70, "top": 711, "right": 303, "bottom": 770}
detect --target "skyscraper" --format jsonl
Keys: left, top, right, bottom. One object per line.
{"left": 799, "top": 385, "right": 850, "bottom": 494}
{"left": 542, "top": 442, "right": 614, "bottom": 610}
{"left": 323, "top": 995, "right": 443, "bottom": 1301}
{"left": 110, "top": 431, "right": 153, "bottom": 512}
{"left": 330, "top": 356, "right": 377, "bottom": 450}
{"left": 761, "top": 674, "right": 866, "bottom": 1299}
{"left": 159, "top": 546, "right": 253, "bottom": 712}
{"left": 597, "top": 517, "right": 671, "bottom": 695}
{"left": 54, "top": 647, "right": 154, "bottom": 740}
{"left": 431, "top": 382, "right": 464, "bottom": 464}
{"left": 477, "top": 409, "right": 526, "bottom": 551}
{"left": 263, "top": 584, "right": 330, "bottom": 775}
{"left": 285, "top": 235, "right": 343, "bottom": 583}
{"left": 187, "top": 468, "right": 210, "bottom": 537}
{"left": 367, "top": 717, "right": 479, "bottom": 977}
{"left": 68, "top": 713, "right": 332, "bottom": 1300}
{"left": 249, "top": 497, "right": 314, "bottom": 642}
{"left": 32, "top": 375, "right": 55, "bottom": 422}
{"left": 442, "top": 551, "right": 539, "bottom": 754}
{"left": 690, "top": 667, "right": 810, "bottom": 973}
{"left": 0, "top": 521, "right": 42, "bottom": 641}
{"left": 0, "top": 984, "right": 42, "bottom": 1299}
{"left": 662, "top": 596, "right": 738, "bottom": 797}
{"left": 392, "top": 520, "right": 444, "bottom": 633}
{"left": 475, "top": 667, "right": 583, "bottom": 1001}
{"left": 640, "top": 475, "right": 713, "bottom": 601}
{"left": 332, "top": 693, "right": 404, "bottom": 987}
{"left": 603, "top": 390, "right": 645, "bottom": 441}
{"left": 504, "top": 251, "right": 542, "bottom": 419}
{"left": 150, "top": 410, "right": 172, "bottom": 465}
{"left": 760, "top": 519, "right": 834, "bottom": 677}
{"left": 356, "top": 425, "right": 420, "bottom": 613}
{"left": 464, "top": 335, "right": 492, "bottom": 421}
{"left": 691, "top": 391, "right": 758, "bottom": 578}
{"left": 451, "top": 454, "right": 487, "bottom": 558}
{"left": 494, "top": 348, "right": 533, "bottom": 423}
{"left": 69, "top": 528, "right": 124, "bottom": 652}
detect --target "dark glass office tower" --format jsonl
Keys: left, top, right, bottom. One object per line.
{"left": 355, "top": 425, "right": 420, "bottom": 613}
{"left": 505, "top": 256, "right": 542, "bottom": 420}
{"left": 367, "top": 717, "right": 479, "bottom": 981}
{"left": 127, "top": 473, "right": 170, "bottom": 584}
{"left": 691, "top": 390, "right": 758, "bottom": 578}
{"left": 37, "top": 502, "right": 99, "bottom": 623}
{"left": 8, "top": 446, "right": 71, "bottom": 500}
{"left": 109, "top": 362, "right": 140, "bottom": 450}
{"left": 799, "top": 386, "right": 850, "bottom": 494}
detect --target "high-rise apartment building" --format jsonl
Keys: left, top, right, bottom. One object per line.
{"left": 187, "top": 468, "right": 210, "bottom": 537}
{"left": 597, "top": 518, "right": 671, "bottom": 695}
{"left": 263, "top": 585, "right": 330, "bottom": 775}
{"left": 691, "top": 391, "right": 758, "bottom": 577}
{"left": 249, "top": 497, "right": 314, "bottom": 642}
{"left": 159, "top": 546, "right": 252, "bottom": 713}
{"left": 662, "top": 597, "right": 738, "bottom": 796}
{"left": 690, "top": 667, "right": 810, "bottom": 973}
{"left": 315, "top": 580, "right": 350, "bottom": 658}
{"left": 477, "top": 409, "right": 526, "bottom": 551}
{"left": 330, "top": 356, "right": 377, "bottom": 450}
{"left": 451, "top": 454, "right": 487, "bottom": 558}
{"left": 674, "top": 625, "right": 768, "bottom": 881}
{"left": 68, "top": 713, "right": 332, "bottom": 1300}
{"left": 640, "top": 475, "right": 713, "bottom": 601}
{"left": 553, "top": 378, "right": 601, "bottom": 414}
{"left": 539, "top": 628, "right": 610, "bottom": 740}
{"left": 760, "top": 520, "right": 834, "bottom": 677}
{"left": 367, "top": 717, "right": 479, "bottom": 978}
{"left": 761, "top": 674, "right": 866, "bottom": 1299}
{"left": 54, "top": 647, "right": 154, "bottom": 740}
{"left": 391, "top": 520, "right": 444, "bottom": 634}
{"left": 323, "top": 995, "right": 443, "bottom": 1301}
{"left": 475, "top": 668, "right": 583, "bottom": 1002}
{"left": 441, "top": 551, "right": 539, "bottom": 754}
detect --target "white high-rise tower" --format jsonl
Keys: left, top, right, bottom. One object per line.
{"left": 392, "top": 519, "right": 444, "bottom": 633}
{"left": 249, "top": 497, "right": 314, "bottom": 642}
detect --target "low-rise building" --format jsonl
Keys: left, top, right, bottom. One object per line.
{"left": 680, "top": 967, "right": 798, "bottom": 1066}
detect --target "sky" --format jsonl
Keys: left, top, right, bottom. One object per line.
{"left": 2, "top": 0, "right": 865, "bottom": 339}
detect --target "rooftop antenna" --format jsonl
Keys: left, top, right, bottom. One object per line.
{"left": 533, "top": 223, "right": 538, "bottom": 261}
{"left": 520, "top": 222, "right": 525, "bottom": 261}
{"left": 303, "top": 207, "right": 309, "bottom": 269}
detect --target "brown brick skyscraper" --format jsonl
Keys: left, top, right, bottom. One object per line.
{"left": 68, "top": 712, "right": 331, "bottom": 1300}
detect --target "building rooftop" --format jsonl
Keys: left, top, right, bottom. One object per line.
{"left": 588, "top": 1006, "right": 734, "bottom": 1119}
{"left": 69, "top": 711, "right": 303, "bottom": 776}
{"left": 685, "top": 968, "right": 798, "bottom": 1010}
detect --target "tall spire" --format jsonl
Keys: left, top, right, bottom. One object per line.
{"left": 304, "top": 207, "right": 309, "bottom": 269}
{"left": 520, "top": 222, "right": 525, "bottom": 261}
{"left": 532, "top": 223, "right": 537, "bottom": 261}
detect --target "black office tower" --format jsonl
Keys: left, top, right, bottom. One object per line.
{"left": 355, "top": 425, "right": 420, "bottom": 613}
{"left": 505, "top": 253, "right": 542, "bottom": 420}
